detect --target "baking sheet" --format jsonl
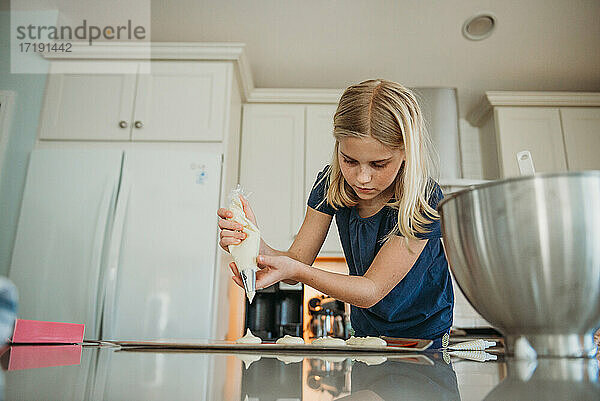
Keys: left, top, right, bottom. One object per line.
{"left": 114, "top": 338, "right": 433, "bottom": 353}
{"left": 117, "top": 348, "right": 435, "bottom": 366}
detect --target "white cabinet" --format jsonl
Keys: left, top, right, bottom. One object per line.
{"left": 493, "top": 107, "right": 567, "bottom": 178}
{"left": 305, "top": 105, "right": 343, "bottom": 255}
{"left": 472, "top": 92, "right": 600, "bottom": 179}
{"left": 560, "top": 108, "right": 600, "bottom": 171}
{"left": 240, "top": 104, "right": 305, "bottom": 252}
{"left": 39, "top": 61, "right": 231, "bottom": 142}
{"left": 131, "top": 61, "right": 229, "bottom": 141}
{"left": 39, "top": 61, "right": 138, "bottom": 141}
{"left": 240, "top": 103, "right": 344, "bottom": 256}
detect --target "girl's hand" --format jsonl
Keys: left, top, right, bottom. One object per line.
{"left": 227, "top": 255, "right": 304, "bottom": 290}
{"left": 217, "top": 207, "right": 246, "bottom": 252}
{"left": 255, "top": 255, "right": 304, "bottom": 289}
{"left": 216, "top": 195, "right": 257, "bottom": 253}
{"left": 228, "top": 261, "right": 244, "bottom": 288}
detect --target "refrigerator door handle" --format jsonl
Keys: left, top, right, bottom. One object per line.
{"left": 101, "top": 167, "right": 133, "bottom": 341}
{"left": 90, "top": 178, "right": 119, "bottom": 340}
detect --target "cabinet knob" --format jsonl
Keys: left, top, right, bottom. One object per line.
{"left": 134, "top": 121, "right": 143, "bottom": 129}
{"left": 119, "top": 121, "right": 128, "bottom": 129}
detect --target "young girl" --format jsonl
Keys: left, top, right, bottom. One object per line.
{"left": 217, "top": 79, "right": 454, "bottom": 347}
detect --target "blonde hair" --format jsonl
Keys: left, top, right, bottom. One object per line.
{"left": 321, "top": 79, "right": 440, "bottom": 245}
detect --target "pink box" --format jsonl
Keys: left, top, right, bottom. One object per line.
{"left": 10, "top": 319, "right": 85, "bottom": 344}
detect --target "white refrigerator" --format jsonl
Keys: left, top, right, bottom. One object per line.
{"left": 9, "top": 148, "right": 224, "bottom": 341}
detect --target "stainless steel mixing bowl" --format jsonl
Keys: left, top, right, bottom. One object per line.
{"left": 438, "top": 171, "right": 600, "bottom": 357}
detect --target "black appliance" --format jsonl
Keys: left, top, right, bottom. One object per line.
{"left": 245, "top": 283, "right": 303, "bottom": 341}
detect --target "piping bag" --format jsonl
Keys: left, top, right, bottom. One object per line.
{"left": 227, "top": 185, "right": 260, "bottom": 303}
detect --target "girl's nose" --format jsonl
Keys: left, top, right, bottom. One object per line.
{"left": 357, "top": 166, "right": 372, "bottom": 184}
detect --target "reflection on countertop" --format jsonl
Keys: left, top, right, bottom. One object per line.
{"left": 2, "top": 345, "right": 599, "bottom": 400}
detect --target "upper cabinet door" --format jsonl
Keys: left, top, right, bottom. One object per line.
{"left": 240, "top": 104, "right": 305, "bottom": 251}
{"left": 560, "top": 108, "right": 600, "bottom": 171}
{"left": 39, "top": 61, "right": 138, "bottom": 141}
{"left": 131, "top": 61, "right": 230, "bottom": 141}
{"left": 495, "top": 107, "right": 567, "bottom": 177}
{"left": 305, "top": 105, "right": 343, "bottom": 255}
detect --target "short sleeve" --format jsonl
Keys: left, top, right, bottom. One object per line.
{"left": 307, "top": 166, "right": 336, "bottom": 216}
{"left": 417, "top": 181, "right": 444, "bottom": 239}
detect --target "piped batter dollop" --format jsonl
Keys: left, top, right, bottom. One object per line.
{"left": 236, "top": 329, "right": 262, "bottom": 344}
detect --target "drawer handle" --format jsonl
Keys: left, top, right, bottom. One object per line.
{"left": 118, "top": 121, "right": 128, "bottom": 129}
{"left": 134, "top": 121, "right": 144, "bottom": 129}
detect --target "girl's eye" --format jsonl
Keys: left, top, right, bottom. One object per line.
{"left": 371, "top": 163, "right": 388, "bottom": 169}
{"left": 343, "top": 158, "right": 357, "bottom": 165}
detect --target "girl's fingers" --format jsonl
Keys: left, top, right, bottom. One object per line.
{"left": 218, "top": 218, "right": 244, "bottom": 232}
{"left": 220, "top": 230, "right": 246, "bottom": 241}
{"left": 220, "top": 238, "right": 238, "bottom": 247}
{"left": 255, "top": 268, "right": 280, "bottom": 290}
{"left": 229, "top": 262, "right": 240, "bottom": 278}
{"left": 256, "top": 254, "right": 275, "bottom": 269}
{"left": 220, "top": 236, "right": 244, "bottom": 248}
{"left": 219, "top": 237, "right": 241, "bottom": 251}
{"left": 230, "top": 262, "right": 243, "bottom": 288}
{"left": 217, "top": 207, "right": 246, "bottom": 253}
{"left": 231, "top": 275, "right": 244, "bottom": 288}
{"left": 217, "top": 208, "right": 234, "bottom": 219}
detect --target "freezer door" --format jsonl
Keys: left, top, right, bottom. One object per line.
{"left": 9, "top": 149, "right": 123, "bottom": 340}
{"left": 106, "top": 150, "right": 222, "bottom": 340}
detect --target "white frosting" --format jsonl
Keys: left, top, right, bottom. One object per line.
{"left": 311, "top": 337, "right": 346, "bottom": 347}
{"left": 345, "top": 336, "right": 362, "bottom": 345}
{"left": 276, "top": 335, "right": 305, "bottom": 345}
{"left": 346, "top": 336, "right": 386, "bottom": 347}
{"left": 355, "top": 355, "right": 387, "bottom": 366}
{"left": 237, "top": 353, "right": 261, "bottom": 369}
{"left": 276, "top": 355, "right": 304, "bottom": 364}
{"left": 228, "top": 194, "right": 261, "bottom": 302}
{"left": 318, "top": 355, "right": 348, "bottom": 363}
{"left": 236, "top": 329, "right": 262, "bottom": 344}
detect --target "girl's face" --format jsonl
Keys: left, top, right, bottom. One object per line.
{"left": 338, "top": 136, "right": 405, "bottom": 202}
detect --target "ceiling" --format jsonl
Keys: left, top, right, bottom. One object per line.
{"left": 6, "top": 0, "right": 600, "bottom": 119}
{"left": 151, "top": 0, "right": 600, "bottom": 119}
